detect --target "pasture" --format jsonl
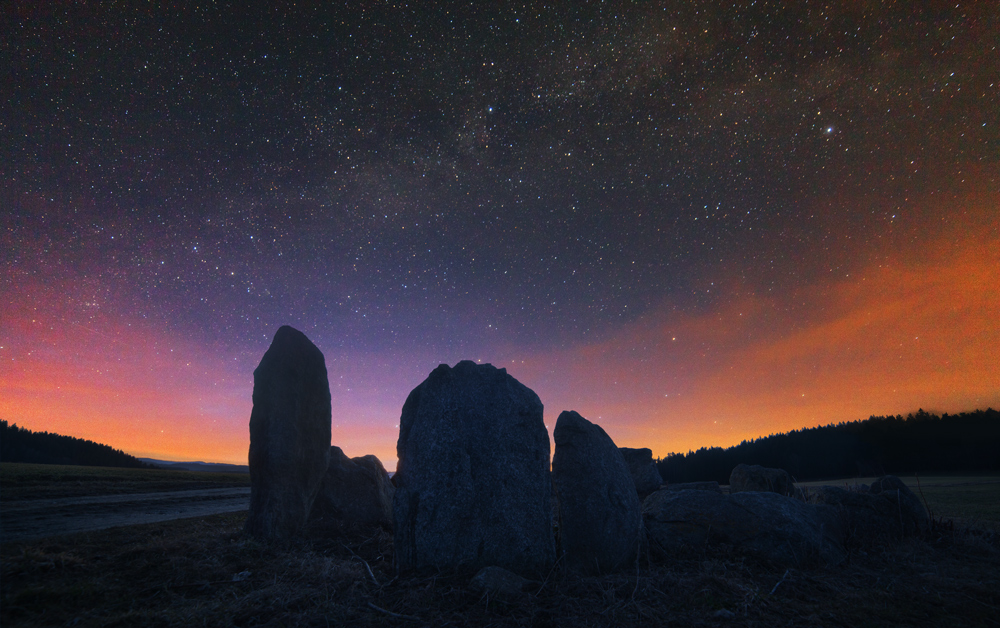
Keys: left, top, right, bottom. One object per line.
{"left": 0, "top": 462, "right": 250, "bottom": 500}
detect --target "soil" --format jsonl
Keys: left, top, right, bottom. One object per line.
{"left": 0, "top": 487, "right": 250, "bottom": 542}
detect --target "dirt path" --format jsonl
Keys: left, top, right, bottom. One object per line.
{"left": 1, "top": 487, "right": 250, "bottom": 542}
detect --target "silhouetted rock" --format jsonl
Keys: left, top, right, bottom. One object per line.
{"left": 619, "top": 447, "right": 664, "bottom": 498}
{"left": 729, "top": 491, "right": 845, "bottom": 567}
{"left": 309, "top": 446, "right": 394, "bottom": 532}
{"left": 552, "top": 411, "right": 642, "bottom": 574}
{"left": 869, "top": 475, "right": 930, "bottom": 535}
{"left": 644, "top": 488, "right": 752, "bottom": 551}
{"left": 807, "top": 485, "right": 901, "bottom": 545}
{"left": 393, "top": 361, "right": 554, "bottom": 576}
{"left": 643, "top": 489, "right": 845, "bottom": 567}
{"left": 662, "top": 481, "right": 723, "bottom": 493}
{"left": 245, "top": 326, "right": 331, "bottom": 541}
{"left": 808, "top": 475, "right": 928, "bottom": 543}
{"left": 729, "top": 463, "right": 796, "bottom": 497}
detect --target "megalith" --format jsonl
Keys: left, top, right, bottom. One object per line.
{"left": 643, "top": 489, "right": 845, "bottom": 567}
{"left": 729, "top": 491, "right": 846, "bottom": 567}
{"left": 309, "top": 446, "right": 394, "bottom": 531}
{"left": 552, "top": 411, "right": 642, "bottom": 574}
{"left": 245, "top": 326, "right": 331, "bottom": 541}
{"left": 619, "top": 447, "right": 664, "bottom": 499}
{"left": 392, "top": 361, "right": 554, "bottom": 576}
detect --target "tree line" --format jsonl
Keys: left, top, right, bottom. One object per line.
{"left": 0, "top": 420, "right": 153, "bottom": 468}
{"left": 656, "top": 409, "right": 1000, "bottom": 484}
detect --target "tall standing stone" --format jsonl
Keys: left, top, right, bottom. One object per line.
{"left": 552, "top": 411, "right": 642, "bottom": 574}
{"left": 245, "top": 326, "right": 331, "bottom": 541}
{"left": 393, "top": 361, "right": 554, "bottom": 576}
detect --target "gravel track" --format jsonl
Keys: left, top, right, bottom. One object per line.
{"left": 1, "top": 487, "right": 250, "bottom": 542}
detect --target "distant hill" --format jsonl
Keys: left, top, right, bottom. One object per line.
{"left": 656, "top": 409, "right": 1000, "bottom": 484}
{"left": 0, "top": 420, "right": 153, "bottom": 469}
{"left": 139, "top": 458, "right": 249, "bottom": 474}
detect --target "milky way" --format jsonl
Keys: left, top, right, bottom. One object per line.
{"left": 3, "top": 2, "right": 998, "bottom": 466}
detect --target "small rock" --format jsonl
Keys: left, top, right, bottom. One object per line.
{"left": 469, "top": 566, "right": 530, "bottom": 599}
{"left": 662, "top": 481, "right": 723, "bottom": 494}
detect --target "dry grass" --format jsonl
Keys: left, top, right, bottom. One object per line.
{"left": 0, "top": 462, "right": 250, "bottom": 500}
{"left": 3, "top": 512, "right": 999, "bottom": 628}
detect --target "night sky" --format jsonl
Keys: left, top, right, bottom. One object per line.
{"left": 3, "top": 2, "right": 998, "bottom": 468}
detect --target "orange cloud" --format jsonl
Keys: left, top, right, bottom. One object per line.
{"left": 515, "top": 209, "right": 999, "bottom": 460}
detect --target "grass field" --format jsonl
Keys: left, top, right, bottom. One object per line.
{"left": 2, "top": 467, "right": 999, "bottom": 627}
{"left": 0, "top": 462, "right": 250, "bottom": 501}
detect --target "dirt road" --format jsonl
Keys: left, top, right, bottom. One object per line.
{"left": 1, "top": 487, "right": 250, "bottom": 542}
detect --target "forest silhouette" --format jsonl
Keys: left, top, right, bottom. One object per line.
{"left": 2, "top": 410, "right": 998, "bottom": 478}
{"left": 656, "top": 409, "right": 1000, "bottom": 484}
{"left": 0, "top": 420, "right": 152, "bottom": 468}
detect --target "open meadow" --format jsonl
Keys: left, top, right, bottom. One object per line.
{"left": 0, "top": 462, "right": 250, "bottom": 500}
{"left": 2, "top": 467, "right": 999, "bottom": 627}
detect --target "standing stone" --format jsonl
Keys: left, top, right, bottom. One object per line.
{"left": 619, "top": 447, "right": 664, "bottom": 499}
{"left": 552, "top": 411, "right": 642, "bottom": 574}
{"left": 393, "top": 361, "right": 554, "bottom": 576}
{"left": 245, "top": 326, "right": 331, "bottom": 541}
{"left": 729, "top": 463, "right": 796, "bottom": 497}
{"left": 309, "top": 446, "right": 394, "bottom": 531}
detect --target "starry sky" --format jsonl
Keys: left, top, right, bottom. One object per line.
{"left": 3, "top": 2, "right": 998, "bottom": 468}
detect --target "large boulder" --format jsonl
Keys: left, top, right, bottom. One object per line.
{"left": 808, "top": 476, "right": 929, "bottom": 543}
{"left": 729, "top": 463, "right": 796, "bottom": 497}
{"left": 643, "top": 489, "right": 845, "bottom": 567}
{"left": 643, "top": 488, "right": 754, "bottom": 551}
{"left": 619, "top": 447, "right": 664, "bottom": 499}
{"left": 392, "top": 361, "right": 554, "bottom": 576}
{"left": 869, "top": 475, "right": 930, "bottom": 536}
{"left": 245, "top": 326, "right": 332, "bottom": 541}
{"left": 728, "top": 491, "right": 845, "bottom": 567}
{"left": 553, "top": 411, "right": 642, "bottom": 574}
{"left": 309, "top": 446, "right": 394, "bottom": 531}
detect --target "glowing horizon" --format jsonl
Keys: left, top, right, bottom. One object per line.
{"left": 4, "top": 192, "right": 997, "bottom": 469}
